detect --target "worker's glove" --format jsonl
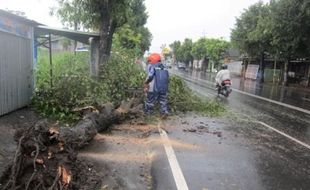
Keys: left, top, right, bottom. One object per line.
{"left": 143, "top": 83, "right": 149, "bottom": 93}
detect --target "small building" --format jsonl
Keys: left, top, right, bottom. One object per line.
{"left": 0, "top": 9, "right": 39, "bottom": 116}
{"left": 224, "top": 48, "right": 242, "bottom": 76}
{"left": 0, "top": 9, "right": 100, "bottom": 116}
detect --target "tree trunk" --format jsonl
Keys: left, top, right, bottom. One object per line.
{"left": 1, "top": 99, "right": 143, "bottom": 189}
{"left": 260, "top": 52, "right": 265, "bottom": 83}
{"left": 74, "top": 22, "right": 78, "bottom": 56}
{"left": 106, "top": 21, "right": 117, "bottom": 57}
{"left": 209, "top": 60, "right": 212, "bottom": 73}
{"left": 282, "top": 59, "right": 289, "bottom": 86}
{"left": 99, "top": 5, "right": 111, "bottom": 65}
{"left": 307, "top": 64, "right": 310, "bottom": 87}
{"left": 60, "top": 100, "right": 142, "bottom": 148}
{"left": 202, "top": 57, "right": 208, "bottom": 72}
{"left": 273, "top": 59, "right": 277, "bottom": 83}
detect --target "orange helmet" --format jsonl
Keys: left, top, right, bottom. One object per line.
{"left": 147, "top": 53, "right": 161, "bottom": 64}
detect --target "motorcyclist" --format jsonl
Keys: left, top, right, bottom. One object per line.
{"left": 215, "top": 65, "right": 231, "bottom": 94}
{"left": 144, "top": 53, "right": 169, "bottom": 118}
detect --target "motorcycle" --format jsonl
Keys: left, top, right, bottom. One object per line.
{"left": 217, "top": 80, "right": 232, "bottom": 97}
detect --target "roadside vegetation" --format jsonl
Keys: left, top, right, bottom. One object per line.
{"left": 169, "top": 76, "right": 225, "bottom": 116}
{"left": 32, "top": 49, "right": 145, "bottom": 123}
{"left": 231, "top": 0, "right": 310, "bottom": 84}
{"left": 32, "top": 0, "right": 225, "bottom": 123}
{"left": 33, "top": 49, "right": 225, "bottom": 123}
{"left": 169, "top": 38, "right": 231, "bottom": 72}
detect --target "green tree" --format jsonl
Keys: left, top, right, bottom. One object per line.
{"left": 231, "top": 2, "right": 265, "bottom": 56}
{"left": 205, "top": 38, "right": 230, "bottom": 71}
{"left": 170, "top": 41, "right": 182, "bottom": 63}
{"left": 192, "top": 38, "right": 209, "bottom": 72}
{"left": 113, "top": 25, "right": 141, "bottom": 50}
{"left": 268, "top": 0, "right": 310, "bottom": 84}
{"left": 138, "top": 27, "right": 152, "bottom": 54}
{"left": 231, "top": 1, "right": 272, "bottom": 82}
{"left": 192, "top": 38, "right": 208, "bottom": 61}
{"left": 112, "top": 0, "right": 152, "bottom": 56}
{"left": 179, "top": 38, "right": 194, "bottom": 67}
{"left": 54, "top": 0, "right": 149, "bottom": 64}
{"left": 51, "top": 0, "right": 84, "bottom": 51}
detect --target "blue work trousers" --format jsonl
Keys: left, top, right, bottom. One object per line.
{"left": 145, "top": 92, "right": 168, "bottom": 114}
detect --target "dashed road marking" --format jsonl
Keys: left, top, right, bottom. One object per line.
{"left": 158, "top": 122, "right": 189, "bottom": 190}
{"left": 256, "top": 121, "right": 310, "bottom": 150}
{"left": 302, "top": 97, "right": 310, "bottom": 102}
{"left": 233, "top": 89, "right": 310, "bottom": 115}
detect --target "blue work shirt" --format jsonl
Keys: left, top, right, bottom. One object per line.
{"left": 146, "top": 62, "right": 169, "bottom": 93}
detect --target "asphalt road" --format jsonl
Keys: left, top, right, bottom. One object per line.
{"left": 151, "top": 69, "right": 310, "bottom": 190}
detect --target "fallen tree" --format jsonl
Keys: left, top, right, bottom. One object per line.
{"left": 0, "top": 99, "right": 143, "bottom": 190}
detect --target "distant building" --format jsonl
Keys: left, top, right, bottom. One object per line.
{"left": 47, "top": 37, "right": 88, "bottom": 52}
{"left": 224, "top": 48, "right": 242, "bottom": 76}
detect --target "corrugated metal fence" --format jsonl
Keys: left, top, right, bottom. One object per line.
{"left": 0, "top": 30, "right": 33, "bottom": 116}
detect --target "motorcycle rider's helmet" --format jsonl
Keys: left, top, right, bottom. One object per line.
{"left": 148, "top": 53, "right": 161, "bottom": 64}
{"left": 221, "top": 65, "right": 228, "bottom": 70}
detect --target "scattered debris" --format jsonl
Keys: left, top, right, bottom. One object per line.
{"left": 181, "top": 121, "right": 188, "bottom": 125}
{"left": 183, "top": 128, "right": 197, "bottom": 133}
{"left": 182, "top": 124, "right": 223, "bottom": 138}
{"left": 0, "top": 98, "right": 143, "bottom": 190}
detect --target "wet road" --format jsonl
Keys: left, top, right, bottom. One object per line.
{"left": 181, "top": 69, "right": 310, "bottom": 111}
{"left": 151, "top": 69, "right": 310, "bottom": 190}
{"left": 170, "top": 69, "right": 310, "bottom": 144}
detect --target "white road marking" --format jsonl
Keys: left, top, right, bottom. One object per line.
{"left": 171, "top": 71, "right": 310, "bottom": 150}
{"left": 233, "top": 89, "right": 310, "bottom": 115}
{"left": 171, "top": 72, "right": 310, "bottom": 115}
{"left": 302, "top": 97, "right": 310, "bottom": 102}
{"left": 158, "top": 122, "right": 189, "bottom": 190}
{"left": 256, "top": 121, "right": 310, "bottom": 150}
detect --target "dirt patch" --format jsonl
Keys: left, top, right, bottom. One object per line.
{"left": 163, "top": 114, "right": 225, "bottom": 138}
{"left": 79, "top": 121, "right": 156, "bottom": 190}
{"left": 0, "top": 108, "right": 43, "bottom": 178}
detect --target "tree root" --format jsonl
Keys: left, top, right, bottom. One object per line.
{"left": 0, "top": 98, "right": 143, "bottom": 190}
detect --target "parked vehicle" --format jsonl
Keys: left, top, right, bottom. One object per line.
{"left": 217, "top": 79, "right": 232, "bottom": 97}
{"left": 75, "top": 46, "right": 89, "bottom": 52}
{"left": 177, "top": 62, "right": 186, "bottom": 70}
{"left": 165, "top": 60, "right": 172, "bottom": 68}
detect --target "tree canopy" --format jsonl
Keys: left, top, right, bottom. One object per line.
{"left": 112, "top": 0, "right": 152, "bottom": 57}
{"left": 192, "top": 38, "right": 208, "bottom": 61}
{"left": 231, "top": 0, "right": 310, "bottom": 60}
{"left": 53, "top": 0, "right": 151, "bottom": 64}
{"left": 170, "top": 37, "right": 230, "bottom": 69}
{"left": 231, "top": 0, "right": 310, "bottom": 84}
{"left": 205, "top": 38, "right": 230, "bottom": 69}
{"left": 169, "top": 41, "right": 182, "bottom": 63}
{"left": 231, "top": 1, "right": 271, "bottom": 58}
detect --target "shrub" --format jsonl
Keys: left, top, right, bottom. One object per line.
{"left": 33, "top": 49, "right": 224, "bottom": 123}
{"left": 168, "top": 76, "right": 225, "bottom": 116}
{"left": 99, "top": 50, "right": 146, "bottom": 104}
{"left": 33, "top": 49, "right": 145, "bottom": 123}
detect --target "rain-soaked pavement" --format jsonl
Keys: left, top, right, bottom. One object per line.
{"left": 178, "top": 69, "right": 310, "bottom": 111}
{"left": 151, "top": 68, "right": 310, "bottom": 190}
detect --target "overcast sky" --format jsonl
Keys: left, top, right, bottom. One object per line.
{"left": 0, "top": 0, "right": 268, "bottom": 52}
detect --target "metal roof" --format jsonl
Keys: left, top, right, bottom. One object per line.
{"left": 35, "top": 25, "right": 100, "bottom": 44}
{"left": 0, "top": 9, "right": 99, "bottom": 44}
{"left": 0, "top": 9, "right": 41, "bottom": 26}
